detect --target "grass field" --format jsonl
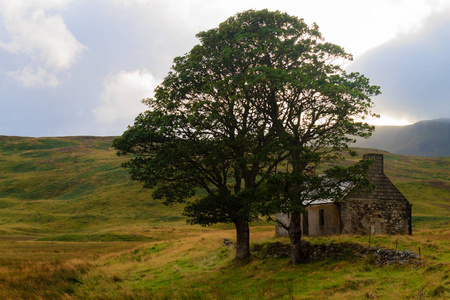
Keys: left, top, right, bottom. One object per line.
{"left": 0, "top": 136, "right": 449, "bottom": 299}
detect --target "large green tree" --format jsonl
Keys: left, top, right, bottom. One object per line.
{"left": 222, "top": 11, "right": 381, "bottom": 263}
{"left": 113, "top": 9, "right": 379, "bottom": 262}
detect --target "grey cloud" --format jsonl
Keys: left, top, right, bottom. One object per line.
{"left": 2, "top": 1, "right": 449, "bottom": 137}
{"left": 348, "top": 9, "right": 450, "bottom": 121}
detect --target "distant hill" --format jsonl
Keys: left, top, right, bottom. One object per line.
{"left": 354, "top": 118, "right": 450, "bottom": 157}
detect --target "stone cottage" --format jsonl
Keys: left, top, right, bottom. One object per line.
{"left": 275, "top": 153, "right": 412, "bottom": 237}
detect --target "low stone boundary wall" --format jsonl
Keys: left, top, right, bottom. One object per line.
{"left": 251, "top": 241, "right": 421, "bottom": 265}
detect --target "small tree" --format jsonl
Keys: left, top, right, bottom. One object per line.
{"left": 113, "top": 9, "right": 379, "bottom": 262}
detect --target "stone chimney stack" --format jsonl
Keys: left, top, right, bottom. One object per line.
{"left": 363, "top": 153, "right": 384, "bottom": 177}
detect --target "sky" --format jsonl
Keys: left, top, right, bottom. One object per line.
{"left": 0, "top": 0, "right": 449, "bottom": 137}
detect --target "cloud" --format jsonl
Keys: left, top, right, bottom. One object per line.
{"left": 2, "top": 1, "right": 450, "bottom": 137}
{"left": 8, "top": 67, "right": 60, "bottom": 88}
{"left": 108, "top": 0, "right": 450, "bottom": 58}
{"left": 93, "top": 69, "right": 158, "bottom": 125}
{"left": 348, "top": 8, "right": 450, "bottom": 122}
{"left": 0, "top": 0, "right": 85, "bottom": 87}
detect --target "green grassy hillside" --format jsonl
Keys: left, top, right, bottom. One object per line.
{"left": 0, "top": 136, "right": 449, "bottom": 299}
{"left": 0, "top": 136, "right": 186, "bottom": 238}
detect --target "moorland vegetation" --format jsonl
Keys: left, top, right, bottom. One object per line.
{"left": 0, "top": 135, "right": 449, "bottom": 299}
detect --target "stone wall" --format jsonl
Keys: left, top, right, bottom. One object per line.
{"left": 340, "top": 199, "right": 412, "bottom": 235}
{"left": 254, "top": 241, "right": 421, "bottom": 265}
{"left": 340, "top": 153, "right": 413, "bottom": 235}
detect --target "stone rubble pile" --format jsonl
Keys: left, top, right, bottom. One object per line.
{"left": 252, "top": 241, "right": 421, "bottom": 265}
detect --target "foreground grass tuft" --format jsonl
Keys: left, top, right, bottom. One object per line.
{"left": 0, "top": 258, "right": 89, "bottom": 299}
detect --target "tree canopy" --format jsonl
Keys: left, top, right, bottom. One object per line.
{"left": 113, "top": 9, "right": 380, "bottom": 261}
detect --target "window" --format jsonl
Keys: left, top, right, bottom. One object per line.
{"left": 319, "top": 209, "right": 324, "bottom": 227}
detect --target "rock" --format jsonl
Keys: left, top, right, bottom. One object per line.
{"left": 222, "top": 238, "right": 233, "bottom": 246}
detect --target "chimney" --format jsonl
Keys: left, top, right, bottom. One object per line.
{"left": 363, "top": 153, "right": 384, "bottom": 176}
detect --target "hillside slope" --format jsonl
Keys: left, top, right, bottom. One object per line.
{"left": 0, "top": 136, "right": 185, "bottom": 237}
{"left": 354, "top": 118, "right": 450, "bottom": 157}
{"left": 0, "top": 135, "right": 449, "bottom": 238}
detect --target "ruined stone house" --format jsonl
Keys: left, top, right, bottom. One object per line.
{"left": 275, "top": 153, "right": 412, "bottom": 237}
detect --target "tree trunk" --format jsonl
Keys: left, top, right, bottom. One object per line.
{"left": 234, "top": 219, "right": 251, "bottom": 260}
{"left": 289, "top": 211, "right": 303, "bottom": 264}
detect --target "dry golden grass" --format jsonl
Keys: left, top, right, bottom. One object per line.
{"left": 0, "top": 240, "right": 145, "bottom": 299}
{"left": 0, "top": 225, "right": 448, "bottom": 299}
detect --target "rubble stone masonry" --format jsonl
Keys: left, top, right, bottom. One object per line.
{"left": 341, "top": 154, "right": 412, "bottom": 235}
